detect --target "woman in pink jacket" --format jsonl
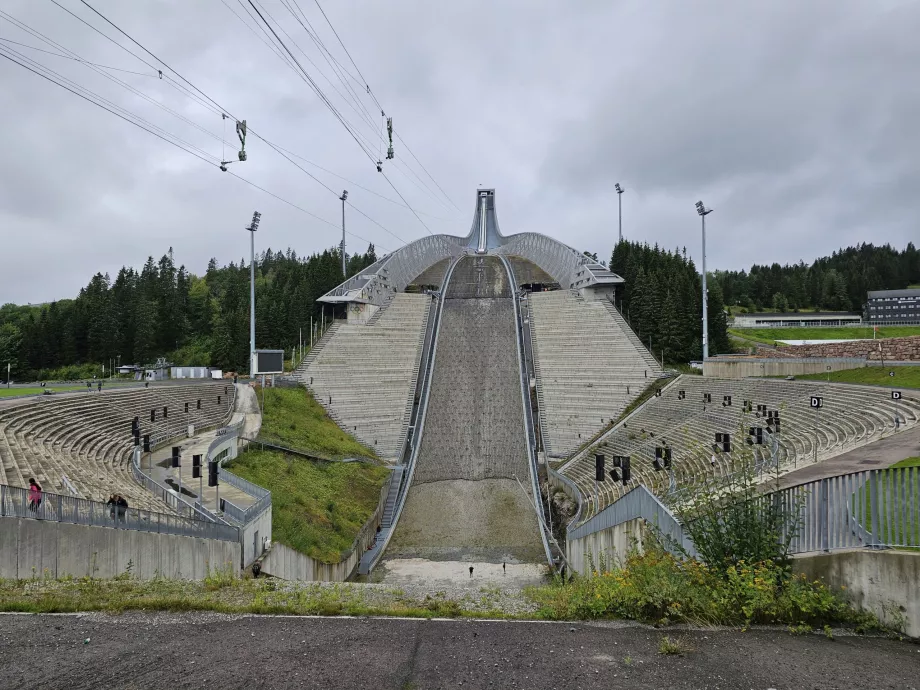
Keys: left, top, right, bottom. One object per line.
{"left": 27, "top": 478, "right": 42, "bottom": 515}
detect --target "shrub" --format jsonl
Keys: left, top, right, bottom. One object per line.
{"left": 529, "top": 546, "right": 874, "bottom": 629}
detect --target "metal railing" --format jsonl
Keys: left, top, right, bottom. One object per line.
{"left": 212, "top": 419, "right": 272, "bottom": 526}
{"left": 568, "top": 484, "right": 697, "bottom": 557}
{"left": 129, "top": 450, "right": 223, "bottom": 523}
{"left": 567, "top": 467, "right": 919, "bottom": 557}
{"left": 0, "top": 483, "right": 239, "bottom": 542}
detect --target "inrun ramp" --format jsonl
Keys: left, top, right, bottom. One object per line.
{"left": 384, "top": 256, "right": 545, "bottom": 564}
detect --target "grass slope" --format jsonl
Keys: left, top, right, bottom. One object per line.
{"left": 256, "top": 385, "right": 378, "bottom": 460}
{"left": 791, "top": 367, "right": 920, "bottom": 389}
{"left": 227, "top": 383, "right": 388, "bottom": 563}
{"left": 227, "top": 449, "right": 389, "bottom": 563}
{"left": 729, "top": 326, "right": 920, "bottom": 345}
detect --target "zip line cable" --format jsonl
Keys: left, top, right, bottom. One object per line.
{"left": 0, "top": 45, "right": 388, "bottom": 252}
{"left": 1, "top": 11, "right": 233, "bottom": 149}
{"left": 40, "top": 0, "right": 422, "bottom": 246}
{"left": 305, "top": 0, "right": 459, "bottom": 213}
{"left": 395, "top": 131, "right": 463, "bottom": 212}
{"left": 0, "top": 48, "right": 216, "bottom": 166}
{"left": 0, "top": 36, "right": 156, "bottom": 76}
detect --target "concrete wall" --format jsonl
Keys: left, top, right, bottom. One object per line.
{"left": 758, "top": 336, "right": 920, "bottom": 361}
{"left": 260, "top": 481, "right": 387, "bottom": 581}
{"left": 703, "top": 357, "right": 867, "bottom": 379}
{"left": 566, "top": 518, "right": 649, "bottom": 576}
{"left": 240, "top": 506, "right": 272, "bottom": 568}
{"left": 346, "top": 302, "right": 380, "bottom": 325}
{"left": 0, "top": 517, "right": 239, "bottom": 580}
{"left": 794, "top": 549, "right": 920, "bottom": 638}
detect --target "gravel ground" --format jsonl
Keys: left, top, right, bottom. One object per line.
{"left": 1, "top": 612, "right": 917, "bottom": 689}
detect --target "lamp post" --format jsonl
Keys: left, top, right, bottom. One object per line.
{"left": 695, "top": 201, "right": 713, "bottom": 360}
{"left": 247, "top": 211, "right": 262, "bottom": 378}
{"left": 339, "top": 190, "right": 348, "bottom": 277}
{"left": 615, "top": 183, "right": 624, "bottom": 243}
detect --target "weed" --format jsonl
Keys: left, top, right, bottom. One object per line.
{"left": 658, "top": 635, "right": 692, "bottom": 656}
{"left": 788, "top": 623, "right": 812, "bottom": 636}
{"left": 623, "top": 656, "right": 633, "bottom": 666}
{"left": 823, "top": 625, "right": 834, "bottom": 640}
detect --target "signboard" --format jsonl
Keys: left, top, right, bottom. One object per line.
{"left": 253, "top": 349, "right": 284, "bottom": 375}
{"left": 892, "top": 391, "right": 902, "bottom": 400}
{"left": 810, "top": 396, "right": 823, "bottom": 409}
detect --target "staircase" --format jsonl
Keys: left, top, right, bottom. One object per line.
{"left": 293, "top": 322, "right": 342, "bottom": 381}
{"left": 358, "top": 465, "right": 404, "bottom": 575}
{"left": 601, "top": 300, "right": 662, "bottom": 372}
{"left": 394, "top": 300, "right": 432, "bottom": 457}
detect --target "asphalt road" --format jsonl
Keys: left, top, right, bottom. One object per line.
{"left": 1, "top": 613, "right": 917, "bottom": 689}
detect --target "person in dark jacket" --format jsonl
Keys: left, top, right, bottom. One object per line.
{"left": 116, "top": 495, "right": 128, "bottom": 522}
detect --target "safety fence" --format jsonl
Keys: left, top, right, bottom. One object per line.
{"left": 0, "top": 483, "right": 239, "bottom": 542}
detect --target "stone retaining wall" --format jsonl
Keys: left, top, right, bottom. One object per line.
{"left": 759, "top": 336, "right": 920, "bottom": 361}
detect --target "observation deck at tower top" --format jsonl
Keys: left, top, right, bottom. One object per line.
{"left": 317, "top": 189, "right": 624, "bottom": 307}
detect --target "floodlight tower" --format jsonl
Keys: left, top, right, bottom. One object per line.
{"left": 695, "top": 201, "right": 713, "bottom": 360}
{"left": 340, "top": 190, "right": 348, "bottom": 276}
{"left": 247, "top": 211, "right": 262, "bottom": 377}
{"left": 614, "top": 183, "right": 624, "bottom": 243}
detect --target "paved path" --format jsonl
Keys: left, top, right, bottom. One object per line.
{"left": 147, "top": 383, "right": 262, "bottom": 513}
{"left": 775, "top": 424, "right": 920, "bottom": 490}
{"left": 0, "top": 613, "right": 917, "bottom": 689}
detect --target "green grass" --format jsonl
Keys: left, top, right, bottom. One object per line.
{"left": 790, "top": 367, "right": 920, "bottom": 389}
{"left": 256, "top": 384, "right": 378, "bottom": 460}
{"left": 891, "top": 457, "right": 920, "bottom": 469}
{"left": 227, "top": 449, "right": 389, "bottom": 563}
{"left": 728, "top": 326, "right": 920, "bottom": 345}
{"left": 855, "top": 467, "right": 920, "bottom": 547}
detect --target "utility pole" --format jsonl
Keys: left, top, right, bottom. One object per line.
{"left": 247, "top": 211, "right": 262, "bottom": 378}
{"left": 695, "top": 201, "right": 713, "bottom": 360}
{"left": 615, "top": 183, "right": 624, "bottom": 243}
{"left": 340, "top": 190, "right": 348, "bottom": 277}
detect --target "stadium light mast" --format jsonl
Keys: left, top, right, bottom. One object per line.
{"left": 615, "top": 183, "right": 624, "bottom": 243}
{"left": 340, "top": 190, "right": 348, "bottom": 277}
{"left": 696, "top": 201, "right": 712, "bottom": 360}
{"left": 247, "top": 211, "right": 262, "bottom": 377}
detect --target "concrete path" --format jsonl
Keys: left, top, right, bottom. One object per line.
{"left": 1, "top": 613, "right": 917, "bottom": 689}
{"left": 146, "top": 383, "right": 262, "bottom": 513}
{"left": 775, "top": 424, "right": 920, "bottom": 490}
{"left": 376, "top": 558, "right": 547, "bottom": 590}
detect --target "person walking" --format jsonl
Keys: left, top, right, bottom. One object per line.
{"left": 107, "top": 494, "right": 118, "bottom": 521}
{"left": 469, "top": 566, "right": 474, "bottom": 579}
{"left": 27, "top": 478, "right": 42, "bottom": 516}
{"left": 116, "top": 495, "right": 128, "bottom": 523}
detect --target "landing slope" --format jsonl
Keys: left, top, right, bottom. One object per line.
{"left": 386, "top": 256, "right": 544, "bottom": 563}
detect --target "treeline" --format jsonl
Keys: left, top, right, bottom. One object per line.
{"left": 711, "top": 243, "right": 920, "bottom": 313}
{"left": 0, "top": 246, "right": 377, "bottom": 380}
{"left": 611, "top": 241, "right": 731, "bottom": 362}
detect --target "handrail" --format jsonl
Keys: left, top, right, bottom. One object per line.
{"left": 360, "top": 254, "right": 461, "bottom": 572}
{"left": 501, "top": 254, "right": 554, "bottom": 567}
{"left": 0, "top": 482, "right": 239, "bottom": 542}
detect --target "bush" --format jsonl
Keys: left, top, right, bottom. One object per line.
{"left": 529, "top": 546, "right": 874, "bottom": 629}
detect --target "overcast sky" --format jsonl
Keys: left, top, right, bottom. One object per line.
{"left": 1, "top": 0, "right": 917, "bottom": 304}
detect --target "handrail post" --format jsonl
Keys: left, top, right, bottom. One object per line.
{"left": 820, "top": 479, "right": 829, "bottom": 552}
{"left": 869, "top": 470, "right": 881, "bottom": 548}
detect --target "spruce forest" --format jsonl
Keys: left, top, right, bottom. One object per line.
{"left": 1, "top": 240, "right": 918, "bottom": 379}
{"left": 0, "top": 245, "right": 378, "bottom": 380}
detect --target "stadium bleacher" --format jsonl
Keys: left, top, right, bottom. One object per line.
{"left": 560, "top": 375, "right": 920, "bottom": 516}
{"left": 294, "top": 293, "right": 432, "bottom": 461}
{"left": 0, "top": 382, "right": 235, "bottom": 509}
{"left": 528, "top": 290, "right": 663, "bottom": 457}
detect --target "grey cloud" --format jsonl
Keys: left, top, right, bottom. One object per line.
{"left": 0, "top": 0, "right": 917, "bottom": 305}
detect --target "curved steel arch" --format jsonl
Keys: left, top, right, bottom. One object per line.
{"left": 318, "top": 189, "right": 623, "bottom": 306}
